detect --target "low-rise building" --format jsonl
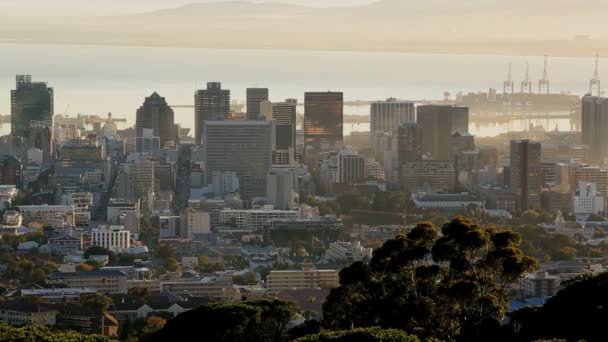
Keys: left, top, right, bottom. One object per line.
{"left": 20, "top": 288, "right": 97, "bottom": 303}
{"left": 0, "top": 301, "right": 57, "bottom": 326}
{"left": 521, "top": 271, "right": 561, "bottom": 298}
{"left": 47, "top": 270, "right": 128, "bottom": 294}
{"left": 18, "top": 205, "right": 90, "bottom": 228}
{"left": 266, "top": 265, "right": 339, "bottom": 291}
{"left": 325, "top": 241, "right": 373, "bottom": 263}
{"left": 411, "top": 193, "right": 484, "bottom": 211}
{"left": 91, "top": 226, "right": 131, "bottom": 250}
{"left": 47, "top": 232, "right": 84, "bottom": 254}
{"left": 573, "top": 181, "right": 605, "bottom": 215}
{"left": 0, "top": 210, "right": 23, "bottom": 230}
{"left": 0, "top": 185, "right": 19, "bottom": 210}
{"left": 160, "top": 277, "right": 239, "bottom": 301}
{"left": 400, "top": 161, "right": 455, "bottom": 194}
{"left": 186, "top": 209, "right": 211, "bottom": 237}
{"left": 265, "top": 217, "right": 342, "bottom": 248}
{"left": 219, "top": 208, "right": 299, "bottom": 230}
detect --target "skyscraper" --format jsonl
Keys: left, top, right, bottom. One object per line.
{"left": 582, "top": 95, "right": 608, "bottom": 162}
{"left": 261, "top": 99, "right": 297, "bottom": 150}
{"left": 194, "top": 82, "right": 231, "bottom": 145}
{"left": 510, "top": 140, "right": 542, "bottom": 210}
{"left": 27, "top": 121, "right": 53, "bottom": 164}
{"left": 203, "top": 121, "right": 274, "bottom": 199}
{"left": 370, "top": 99, "right": 415, "bottom": 133}
{"left": 417, "top": 105, "right": 469, "bottom": 160}
{"left": 11, "top": 75, "right": 54, "bottom": 138}
{"left": 135, "top": 92, "right": 175, "bottom": 146}
{"left": 246, "top": 88, "right": 269, "bottom": 120}
{"left": 398, "top": 122, "right": 421, "bottom": 166}
{"left": 304, "top": 92, "right": 343, "bottom": 150}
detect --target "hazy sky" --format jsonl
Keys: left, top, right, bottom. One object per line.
{"left": 0, "top": 0, "right": 378, "bottom": 14}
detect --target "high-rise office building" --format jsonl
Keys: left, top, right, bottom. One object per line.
{"left": 27, "top": 121, "right": 53, "bottom": 164}
{"left": 246, "top": 88, "right": 269, "bottom": 120}
{"left": 417, "top": 105, "right": 469, "bottom": 160}
{"left": 266, "top": 168, "right": 298, "bottom": 210}
{"left": 203, "top": 121, "right": 274, "bottom": 199}
{"left": 398, "top": 122, "right": 421, "bottom": 166}
{"left": 338, "top": 151, "right": 366, "bottom": 185}
{"left": 370, "top": 99, "right": 415, "bottom": 134}
{"left": 11, "top": 75, "right": 54, "bottom": 138}
{"left": 261, "top": 99, "right": 297, "bottom": 150}
{"left": 510, "top": 140, "right": 542, "bottom": 210}
{"left": 581, "top": 95, "right": 608, "bottom": 162}
{"left": 304, "top": 92, "right": 343, "bottom": 150}
{"left": 136, "top": 128, "right": 161, "bottom": 157}
{"left": 135, "top": 92, "right": 175, "bottom": 146}
{"left": 194, "top": 82, "right": 231, "bottom": 145}
{"left": 124, "top": 159, "right": 155, "bottom": 201}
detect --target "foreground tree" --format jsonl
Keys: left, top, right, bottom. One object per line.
{"left": 510, "top": 271, "right": 608, "bottom": 342}
{"left": 322, "top": 217, "right": 537, "bottom": 341}
{"left": 149, "top": 299, "right": 298, "bottom": 342}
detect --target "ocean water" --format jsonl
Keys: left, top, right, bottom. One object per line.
{"left": 0, "top": 43, "right": 599, "bottom": 137}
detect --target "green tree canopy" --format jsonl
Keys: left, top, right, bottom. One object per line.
{"left": 0, "top": 322, "right": 110, "bottom": 342}
{"left": 322, "top": 217, "right": 537, "bottom": 341}
{"left": 80, "top": 294, "right": 113, "bottom": 314}
{"left": 295, "top": 327, "right": 421, "bottom": 342}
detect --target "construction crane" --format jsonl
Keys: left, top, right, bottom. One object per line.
{"left": 538, "top": 55, "right": 550, "bottom": 94}
{"left": 503, "top": 63, "right": 514, "bottom": 96}
{"left": 590, "top": 53, "right": 601, "bottom": 96}
{"left": 521, "top": 62, "right": 532, "bottom": 94}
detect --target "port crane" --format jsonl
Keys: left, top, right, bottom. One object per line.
{"left": 539, "top": 55, "right": 550, "bottom": 94}
{"left": 503, "top": 63, "right": 514, "bottom": 96}
{"left": 521, "top": 63, "right": 532, "bottom": 95}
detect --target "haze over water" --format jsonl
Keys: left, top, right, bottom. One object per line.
{"left": 0, "top": 43, "right": 602, "bottom": 137}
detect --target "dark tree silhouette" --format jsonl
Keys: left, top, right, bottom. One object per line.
{"left": 322, "top": 217, "right": 537, "bottom": 341}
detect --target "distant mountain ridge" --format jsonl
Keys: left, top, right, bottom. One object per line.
{"left": 146, "top": 0, "right": 608, "bottom": 16}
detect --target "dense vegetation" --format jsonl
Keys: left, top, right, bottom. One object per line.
{"left": 510, "top": 271, "right": 608, "bottom": 342}
{"left": 322, "top": 217, "right": 537, "bottom": 341}
{"left": 0, "top": 322, "right": 110, "bottom": 342}
{"left": 294, "top": 327, "right": 423, "bottom": 342}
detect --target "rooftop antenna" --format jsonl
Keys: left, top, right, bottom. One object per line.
{"left": 521, "top": 62, "right": 532, "bottom": 94}
{"left": 539, "top": 55, "right": 550, "bottom": 94}
{"left": 590, "top": 53, "right": 601, "bottom": 96}
{"left": 503, "top": 63, "right": 514, "bottom": 96}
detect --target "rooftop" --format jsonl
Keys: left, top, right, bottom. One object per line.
{"left": 0, "top": 301, "right": 56, "bottom": 313}
{"left": 49, "top": 270, "right": 127, "bottom": 278}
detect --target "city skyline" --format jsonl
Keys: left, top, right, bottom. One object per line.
{"left": 0, "top": 2, "right": 607, "bottom": 341}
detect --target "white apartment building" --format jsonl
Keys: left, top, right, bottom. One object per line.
{"left": 91, "top": 226, "right": 131, "bottom": 250}
{"left": 219, "top": 208, "right": 299, "bottom": 230}
{"left": 573, "top": 181, "right": 605, "bottom": 215}
{"left": 325, "top": 241, "right": 373, "bottom": 263}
